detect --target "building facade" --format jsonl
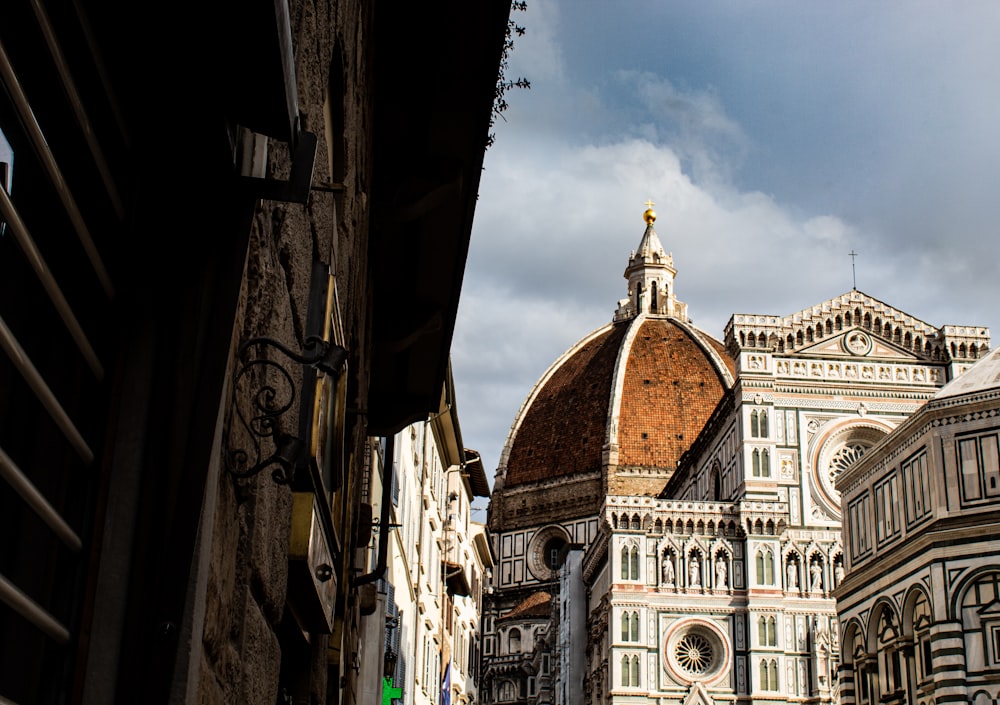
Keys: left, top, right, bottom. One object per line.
{"left": 371, "top": 366, "right": 493, "bottom": 705}
{"left": 0, "top": 1, "right": 509, "bottom": 703}
{"left": 483, "top": 206, "right": 990, "bottom": 705}
{"left": 836, "top": 345, "right": 1000, "bottom": 705}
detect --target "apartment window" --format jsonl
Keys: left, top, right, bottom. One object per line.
{"left": 902, "top": 450, "right": 932, "bottom": 525}
{"left": 958, "top": 432, "right": 1000, "bottom": 503}
{"left": 874, "top": 474, "right": 900, "bottom": 545}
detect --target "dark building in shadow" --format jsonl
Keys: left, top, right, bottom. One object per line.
{"left": 0, "top": 1, "right": 509, "bottom": 702}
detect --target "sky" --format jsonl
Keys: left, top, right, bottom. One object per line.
{"left": 451, "top": 1, "right": 1000, "bottom": 509}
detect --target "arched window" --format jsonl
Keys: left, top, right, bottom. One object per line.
{"left": 760, "top": 410, "right": 768, "bottom": 438}
{"left": 621, "top": 546, "right": 630, "bottom": 580}
{"left": 751, "top": 410, "right": 759, "bottom": 437}
{"left": 621, "top": 655, "right": 631, "bottom": 686}
{"left": 630, "top": 546, "right": 640, "bottom": 580}
{"left": 768, "top": 659, "right": 779, "bottom": 690}
{"left": 651, "top": 285, "right": 658, "bottom": 313}
{"left": 876, "top": 609, "right": 902, "bottom": 696}
{"left": 852, "top": 629, "right": 870, "bottom": 704}
{"left": 752, "top": 449, "right": 761, "bottom": 477}
{"left": 756, "top": 547, "right": 774, "bottom": 585}
{"left": 759, "top": 659, "right": 769, "bottom": 690}
{"left": 620, "top": 611, "right": 639, "bottom": 642}
{"left": 498, "top": 680, "right": 516, "bottom": 701}
{"left": 761, "top": 448, "right": 771, "bottom": 477}
{"left": 911, "top": 592, "right": 932, "bottom": 684}
{"left": 631, "top": 514, "right": 641, "bottom": 531}
{"left": 508, "top": 628, "right": 521, "bottom": 654}
{"left": 631, "top": 655, "right": 640, "bottom": 687}
{"left": 759, "top": 616, "right": 777, "bottom": 646}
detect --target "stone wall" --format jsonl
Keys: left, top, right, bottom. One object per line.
{"left": 201, "top": 1, "right": 374, "bottom": 702}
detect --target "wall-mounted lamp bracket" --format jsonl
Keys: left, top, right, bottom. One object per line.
{"left": 371, "top": 517, "right": 402, "bottom": 534}
{"left": 225, "top": 334, "right": 348, "bottom": 484}
{"left": 239, "top": 131, "right": 317, "bottom": 204}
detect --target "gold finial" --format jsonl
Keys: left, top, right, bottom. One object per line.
{"left": 643, "top": 199, "right": 656, "bottom": 224}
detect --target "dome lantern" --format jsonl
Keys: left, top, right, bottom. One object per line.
{"left": 616, "top": 200, "right": 685, "bottom": 321}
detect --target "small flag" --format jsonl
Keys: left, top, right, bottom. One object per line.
{"left": 440, "top": 661, "right": 451, "bottom": 705}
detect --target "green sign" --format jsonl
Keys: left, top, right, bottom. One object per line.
{"left": 382, "top": 676, "right": 402, "bottom": 705}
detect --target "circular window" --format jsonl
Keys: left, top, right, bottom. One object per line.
{"left": 526, "top": 525, "right": 571, "bottom": 581}
{"left": 664, "top": 620, "right": 729, "bottom": 685}
{"left": 675, "top": 633, "right": 714, "bottom": 675}
{"left": 813, "top": 422, "right": 891, "bottom": 515}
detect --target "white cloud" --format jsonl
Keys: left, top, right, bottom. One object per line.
{"left": 453, "top": 0, "right": 1000, "bottom": 495}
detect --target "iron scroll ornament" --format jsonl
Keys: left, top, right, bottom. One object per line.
{"left": 226, "top": 334, "right": 348, "bottom": 484}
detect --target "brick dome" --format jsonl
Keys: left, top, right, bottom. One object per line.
{"left": 494, "top": 209, "right": 735, "bottom": 496}
{"left": 498, "top": 316, "right": 734, "bottom": 490}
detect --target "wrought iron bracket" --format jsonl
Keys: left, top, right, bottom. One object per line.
{"left": 371, "top": 517, "right": 402, "bottom": 533}
{"left": 225, "top": 334, "right": 348, "bottom": 484}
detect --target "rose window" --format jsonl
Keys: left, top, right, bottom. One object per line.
{"left": 828, "top": 443, "right": 868, "bottom": 487}
{"left": 674, "top": 633, "right": 713, "bottom": 675}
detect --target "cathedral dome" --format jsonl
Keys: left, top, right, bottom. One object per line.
{"left": 495, "top": 207, "right": 735, "bottom": 496}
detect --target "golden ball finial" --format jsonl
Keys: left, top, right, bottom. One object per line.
{"left": 643, "top": 198, "right": 656, "bottom": 224}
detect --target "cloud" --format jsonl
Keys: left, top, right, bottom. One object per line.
{"left": 453, "top": 0, "right": 1000, "bottom": 502}
{"left": 456, "top": 134, "right": 863, "bottom": 478}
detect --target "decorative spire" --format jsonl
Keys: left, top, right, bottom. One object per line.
{"left": 615, "top": 201, "right": 687, "bottom": 322}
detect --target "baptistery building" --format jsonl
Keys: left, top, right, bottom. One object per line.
{"left": 836, "top": 345, "right": 1000, "bottom": 705}
{"left": 482, "top": 206, "right": 990, "bottom": 705}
